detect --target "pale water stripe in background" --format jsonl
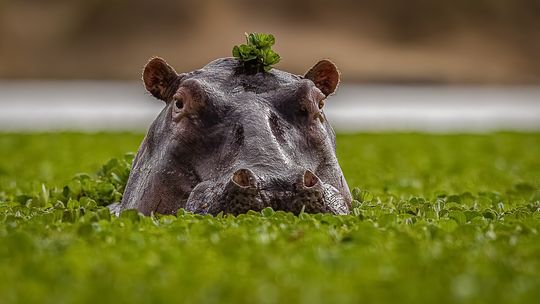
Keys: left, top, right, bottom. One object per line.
{"left": 1, "top": 81, "right": 539, "bottom": 132}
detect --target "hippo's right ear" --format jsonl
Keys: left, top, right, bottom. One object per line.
{"left": 143, "top": 57, "right": 180, "bottom": 102}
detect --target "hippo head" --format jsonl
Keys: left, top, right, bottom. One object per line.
{"left": 119, "top": 57, "right": 352, "bottom": 215}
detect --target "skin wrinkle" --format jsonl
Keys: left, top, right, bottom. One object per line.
{"left": 118, "top": 57, "right": 352, "bottom": 215}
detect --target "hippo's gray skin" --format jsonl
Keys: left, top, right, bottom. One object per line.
{"left": 117, "top": 57, "right": 352, "bottom": 215}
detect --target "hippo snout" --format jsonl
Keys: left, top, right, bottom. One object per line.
{"left": 185, "top": 169, "right": 349, "bottom": 215}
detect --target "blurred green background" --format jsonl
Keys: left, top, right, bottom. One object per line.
{"left": 1, "top": 0, "right": 539, "bottom": 84}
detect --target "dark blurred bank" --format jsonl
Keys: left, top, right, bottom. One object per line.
{"left": 1, "top": 0, "right": 539, "bottom": 84}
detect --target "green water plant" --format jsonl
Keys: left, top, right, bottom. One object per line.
{"left": 232, "top": 33, "right": 281, "bottom": 73}
{"left": 1, "top": 132, "right": 540, "bottom": 303}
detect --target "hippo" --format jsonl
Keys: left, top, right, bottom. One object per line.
{"left": 117, "top": 57, "right": 352, "bottom": 215}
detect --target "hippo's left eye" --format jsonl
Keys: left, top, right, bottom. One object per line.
{"left": 174, "top": 98, "right": 184, "bottom": 110}
{"left": 171, "top": 94, "right": 186, "bottom": 121}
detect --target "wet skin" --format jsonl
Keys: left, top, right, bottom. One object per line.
{"left": 117, "top": 57, "right": 352, "bottom": 215}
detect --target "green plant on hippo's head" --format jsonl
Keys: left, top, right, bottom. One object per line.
{"left": 232, "top": 33, "right": 281, "bottom": 73}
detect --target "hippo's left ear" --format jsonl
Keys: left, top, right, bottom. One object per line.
{"left": 143, "top": 57, "right": 180, "bottom": 102}
{"left": 304, "top": 60, "right": 340, "bottom": 97}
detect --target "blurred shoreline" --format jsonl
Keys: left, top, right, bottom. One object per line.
{"left": 1, "top": 81, "right": 539, "bottom": 132}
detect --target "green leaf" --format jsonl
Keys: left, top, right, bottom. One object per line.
{"left": 448, "top": 210, "right": 466, "bottom": 225}
{"left": 261, "top": 207, "right": 275, "bottom": 217}
{"left": 483, "top": 209, "right": 497, "bottom": 220}
{"left": 232, "top": 45, "right": 240, "bottom": 58}
{"left": 67, "top": 198, "right": 80, "bottom": 209}
{"left": 352, "top": 188, "right": 373, "bottom": 203}
{"left": 62, "top": 209, "right": 79, "bottom": 222}
{"left": 464, "top": 210, "right": 481, "bottom": 221}
{"left": 80, "top": 197, "right": 97, "bottom": 210}
{"left": 260, "top": 34, "right": 275, "bottom": 48}
{"left": 120, "top": 209, "right": 141, "bottom": 222}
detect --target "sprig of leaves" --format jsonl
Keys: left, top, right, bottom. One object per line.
{"left": 232, "top": 33, "right": 281, "bottom": 72}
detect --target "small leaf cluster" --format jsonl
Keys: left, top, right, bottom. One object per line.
{"left": 4, "top": 153, "right": 133, "bottom": 211}
{"left": 232, "top": 33, "right": 280, "bottom": 72}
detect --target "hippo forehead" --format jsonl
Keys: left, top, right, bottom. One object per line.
{"left": 182, "top": 58, "right": 307, "bottom": 101}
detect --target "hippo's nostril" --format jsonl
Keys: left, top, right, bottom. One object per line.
{"left": 303, "top": 170, "right": 319, "bottom": 188}
{"left": 232, "top": 168, "right": 257, "bottom": 188}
